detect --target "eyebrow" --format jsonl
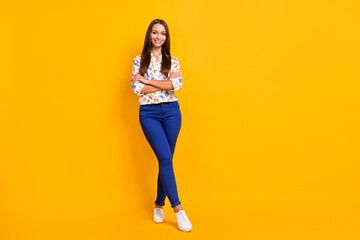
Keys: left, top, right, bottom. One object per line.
{"left": 152, "top": 30, "right": 166, "bottom": 33}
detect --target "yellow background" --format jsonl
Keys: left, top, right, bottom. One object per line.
{"left": 1, "top": 0, "right": 359, "bottom": 239}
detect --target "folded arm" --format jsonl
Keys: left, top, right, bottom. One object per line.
{"left": 145, "top": 79, "right": 175, "bottom": 91}
{"left": 140, "top": 84, "right": 162, "bottom": 94}
{"left": 131, "top": 56, "right": 183, "bottom": 95}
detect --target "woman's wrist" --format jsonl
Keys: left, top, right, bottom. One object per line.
{"left": 141, "top": 77, "right": 151, "bottom": 85}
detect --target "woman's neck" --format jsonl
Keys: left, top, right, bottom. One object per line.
{"left": 151, "top": 47, "right": 162, "bottom": 56}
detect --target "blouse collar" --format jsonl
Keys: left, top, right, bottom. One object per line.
{"left": 151, "top": 52, "right": 162, "bottom": 62}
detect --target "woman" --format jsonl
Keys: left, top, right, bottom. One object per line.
{"left": 130, "top": 19, "right": 192, "bottom": 232}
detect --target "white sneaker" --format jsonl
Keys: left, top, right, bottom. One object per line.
{"left": 174, "top": 210, "right": 192, "bottom": 232}
{"left": 153, "top": 207, "right": 165, "bottom": 223}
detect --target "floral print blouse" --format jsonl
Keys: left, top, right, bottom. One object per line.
{"left": 131, "top": 52, "right": 183, "bottom": 105}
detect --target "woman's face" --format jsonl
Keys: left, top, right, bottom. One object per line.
{"left": 151, "top": 24, "right": 166, "bottom": 47}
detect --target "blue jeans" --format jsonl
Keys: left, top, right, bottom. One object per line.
{"left": 139, "top": 101, "right": 182, "bottom": 208}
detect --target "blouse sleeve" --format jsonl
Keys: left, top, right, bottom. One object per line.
{"left": 131, "top": 56, "right": 145, "bottom": 96}
{"left": 169, "top": 57, "right": 183, "bottom": 92}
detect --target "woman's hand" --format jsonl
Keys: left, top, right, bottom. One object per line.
{"left": 133, "top": 73, "right": 149, "bottom": 84}
{"left": 169, "top": 71, "right": 182, "bottom": 79}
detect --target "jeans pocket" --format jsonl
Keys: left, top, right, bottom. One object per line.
{"left": 140, "top": 105, "right": 148, "bottom": 112}
{"left": 171, "top": 101, "right": 180, "bottom": 109}
{"left": 139, "top": 108, "right": 147, "bottom": 120}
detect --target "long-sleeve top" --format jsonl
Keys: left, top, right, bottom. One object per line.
{"left": 131, "top": 52, "right": 183, "bottom": 105}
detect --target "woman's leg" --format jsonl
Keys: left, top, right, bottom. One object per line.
{"left": 155, "top": 172, "right": 166, "bottom": 207}
{"left": 139, "top": 109, "right": 181, "bottom": 208}
{"left": 161, "top": 104, "right": 182, "bottom": 203}
{"left": 154, "top": 104, "right": 182, "bottom": 208}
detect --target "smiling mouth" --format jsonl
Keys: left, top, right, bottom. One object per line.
{"left": 154, "top": 40, "right": 162, "bottom": 43}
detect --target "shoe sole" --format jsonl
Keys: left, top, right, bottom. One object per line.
{"left": 153, "top": 218, "right": 165, "bottom": 223}
{"left": 179, "top": 228, "right": 192, "bottom": 232}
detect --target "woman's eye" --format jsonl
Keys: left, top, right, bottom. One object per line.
{"left": 153, "top": 32, "right": 166, "bottom": 35}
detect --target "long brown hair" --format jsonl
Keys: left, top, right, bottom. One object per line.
{"left": 139, "top": 19, "right": 171, "bottom": 78}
